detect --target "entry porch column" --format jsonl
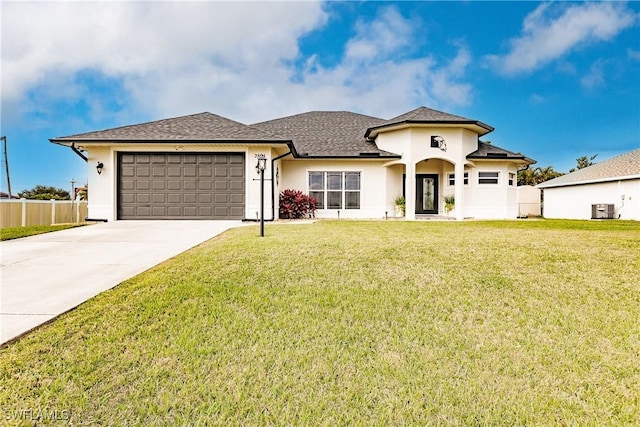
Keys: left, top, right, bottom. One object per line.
{"left": 455, "top": 161, "right": 464, "bottom": 221}
{"left": 405, "top": 161, "right": 416, "bottom": 220}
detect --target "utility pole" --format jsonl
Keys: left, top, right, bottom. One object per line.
{"left": 1, "top": 136, "right": 12, "bottom": 197}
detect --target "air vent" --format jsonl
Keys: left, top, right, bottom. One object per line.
{"left": 487, "top": 152, "right": 508, "bottom": 158}
{"left": 359, "top": 152, "right": 381, "bottom": 157}
{"left": 591, "top": 204, "right": 615, "bottom": 219}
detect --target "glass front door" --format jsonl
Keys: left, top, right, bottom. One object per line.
{"left": 416, "top": 174, "right": 438, "bottom": 214}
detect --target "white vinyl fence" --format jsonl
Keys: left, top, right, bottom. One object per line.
{"left": 0, "top": 199, "right": 88, "bottom": 228}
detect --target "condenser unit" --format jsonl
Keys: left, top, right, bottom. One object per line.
{"left": 591, "top": 204, "right": 615, "bottom": 219}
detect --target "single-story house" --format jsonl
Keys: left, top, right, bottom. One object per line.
{"left": 50, "top": 106, "right": 535, "bottom": 221}
{"left": 537, "top": 149, "right": 640, "bottom": 220}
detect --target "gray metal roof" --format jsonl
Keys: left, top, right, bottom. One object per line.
{"left": 538, "top": 149, "right": 640, "bottom": 188}
{"left": 51, "top": 112, "right": 286, "bottom": 143}
{"left": 252, "top": 111, "right": 399, "bottom": 158}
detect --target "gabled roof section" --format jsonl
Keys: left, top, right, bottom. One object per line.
{"left": 252, "top": 111, "right": 399, "bottom": 158}
{"left": 364, "top": 106, "right": 494, "bottom": 138}
{"left": 467, "top": 141, "right": 535, "bottom": 164}
{"left": 538, "top": 149, "right": 640, "bottom": 188}
{"left": 50, "top": 112, "right": 287, "bottom": 144}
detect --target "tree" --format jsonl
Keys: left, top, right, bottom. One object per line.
{"left": 569, "top": 154, "right": 597, "bottom": 173}
{"left": 18, "top": 185, "right": 70, "bottom": 200}
{"left": 517, "top": 165, "right": 564, "bottom": 186}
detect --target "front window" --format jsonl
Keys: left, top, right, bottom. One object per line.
{"left": 447, "top": 171, "right": 469, "bottom": 186}
{"left": 509, "top": 172, "right": 515, "bottom": 186}
{"left": 478, "top": 171, "right": 500, "bottom": 185}
{"left": 309, "top": 171, "right": 360, "bottom": 209}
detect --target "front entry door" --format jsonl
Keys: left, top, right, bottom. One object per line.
{"left": 416, "top": 174, "right": 438, "bottom": 214}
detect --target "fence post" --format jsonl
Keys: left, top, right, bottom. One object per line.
{"left": 51, "top": 199, "right": 56, "bottom": 224}
{"left": 21, "top": 198, "right": 27, "bottom": 226}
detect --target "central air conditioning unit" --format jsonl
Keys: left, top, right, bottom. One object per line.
{"left": 591, "top": 204, "right": 615, "bottom": 219}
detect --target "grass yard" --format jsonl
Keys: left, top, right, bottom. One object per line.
{"left": 1, "top": 220, "right": 639, "bottom": 425}
{"left": 0, "top": 223, "right": 88, "bottom": 241}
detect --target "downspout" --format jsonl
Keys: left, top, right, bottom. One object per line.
{"left": 271, "top": 150, "right": 292, "bottom": 220}
{"left": 71, "top": 143, "right": 88, "bottom": 162}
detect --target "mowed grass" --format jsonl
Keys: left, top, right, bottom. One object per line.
{"left": 1, "top": 220, "right": 639, "bottom": 425}
{"left": 0, "top": 223, "right": 87, "bottom": 241}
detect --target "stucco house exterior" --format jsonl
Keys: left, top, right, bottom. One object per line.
{"left": 538, "top": 149, "right": 640, "bottom": 220}
{"left": 50, "top": 106, "right": 534, "bottom": 222}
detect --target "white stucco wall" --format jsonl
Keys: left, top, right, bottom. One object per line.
{"left": 542, "top": 179, "right": 640, "bottom": 220}
{"left": 279, "top": 159, "right": 390, "bottom": 219}
{"left": 85, "top": 144, "right": 278, "bottom": 221}
{"left": 516, "top": 185, "right": 541, "bottom": 217}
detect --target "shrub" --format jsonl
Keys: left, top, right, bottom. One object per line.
{"left": 279, "top": 189, "right": 317, "bottom": 219}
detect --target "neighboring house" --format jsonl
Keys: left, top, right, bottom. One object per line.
{"left": 50, "top": 106, "right": 535, "bottom": 221}
{"left": 0, "top": 191, "right": 19, "bottom": 199}
{"left": 537, "top": 149, "right": 640, "bottom": 220}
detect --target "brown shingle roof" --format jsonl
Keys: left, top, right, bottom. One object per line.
{"left": 51, "top": 112, "right": 285, "bottom": 143}
{"left": 252, "top": 111, "right": 399, "bottom": 158}
{"left": 467, "top": 141, "right": 534, "bottom": 164}
{"left": 364, "top": 106, "right": 494, "bottom": 138}
{"left": 538, "top": 149, "right": 640, "bottom": 188}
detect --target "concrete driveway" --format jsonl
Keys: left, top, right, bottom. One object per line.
{"left": 0, "top": 220, "right": 245, "bottom": 345}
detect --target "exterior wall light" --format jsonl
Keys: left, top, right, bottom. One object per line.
{"left": 96, "top": 162, "right": 104, "bottom": 175}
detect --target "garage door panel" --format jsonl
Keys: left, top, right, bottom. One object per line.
{"left": 230, "top": 207, "right": 244, "bottom": 217}
{"left": 167, "top": 181, "right": 181, "bottom": 190}
{"left": 230, "top": 180, "right": 244, "bottom": 191}
{"left": 199, "top": 194, "right": 212, "bottom": 203}
{"left": 167, "top": 193, "right": 181, "bottom": 203}
{"left": 137, "top": 206, "right": 151, "bottom": 216}
{"left": 214, "top": 167, "right": 229, "bottom": 177}
{"left": 118, "top": 152, "right": 245, "bottom": 220}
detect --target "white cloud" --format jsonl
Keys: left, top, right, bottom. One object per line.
{"left": 486, "top": 2, "right": 636, "bottom": 75}
{"left": 580, "top": 59, "right": 606, "bottom": 90}
{"left": 1, "top": 2, "right": 474, "bottom": 125}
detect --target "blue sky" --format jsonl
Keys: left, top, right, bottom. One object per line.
{"left": 1, "top": 1, "right": 639, "bottom": 194}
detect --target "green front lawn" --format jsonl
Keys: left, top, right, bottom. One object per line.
{"left": 0, "top": 223, "right": 88, "bottom": 241}
{"left": 1, "top": 220, "right": 638, "bottom": 425}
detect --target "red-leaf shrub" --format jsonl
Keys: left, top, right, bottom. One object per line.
{"left": 279, "top": 189, "right": 317, "bottom": 219}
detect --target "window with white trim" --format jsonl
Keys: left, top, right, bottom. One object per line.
{"left": 509, "top": 172, "right": 515, "bottom": 186}
{"left": 447, "top": 171, "right": 469, "bottom": 186}
{"left": 478, "top": 171, "right": 500, "bottom": 185}
{"left": 309, "top": 171, "right": 360, "bottom": 209}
